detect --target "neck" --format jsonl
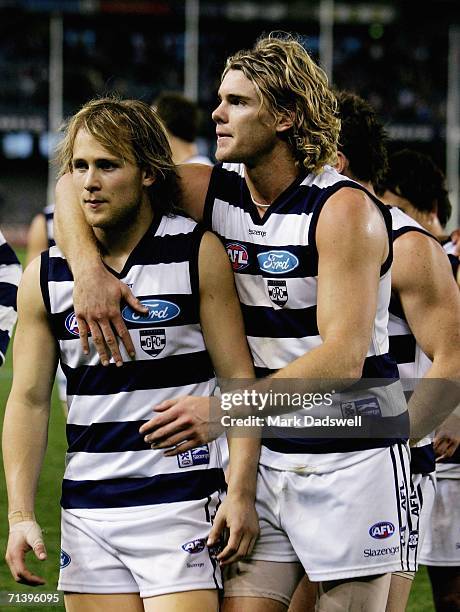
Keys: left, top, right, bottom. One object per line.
{"left": 169, "top": 135, "right": 198, "bottom": 165}
{"left": 95, "top": 197, "right": 154, "bottom": 272}
{"left": 243, "top": 144, "right": 301, "bottom": 209}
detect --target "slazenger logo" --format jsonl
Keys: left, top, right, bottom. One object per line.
{"left": 363, "top": 546, "right": 399, "bottom": 557}
{"left": 65, "top": 312, "right": 80, "bottom": 336}
{"left": 227, "top": 242, "right": 249, "bottom": 271}
{"left": 257, "top": 250, "right": 299, "bottom": 274}
{"left": 369, "top": 521, "right": 395, "bottom": 539}
{"left": 122, "top": 299, "right": 180, "bottom": 324}
{"left": 182, "top": 538, "right": 206, "bottom": 554}
{"left": 60, "top": 549, "right": 71, "bottom": 568}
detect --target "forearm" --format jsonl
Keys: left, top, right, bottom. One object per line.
{"left": 54, "top": 174, "right": 101, "bottom": 272}
{"left": 226, "top": 432, "right": 261, "bottom": 500}
{"left": 409, "top": 357, "right": 460, "bottom": 439}
{"left": 2, "top": 398, "right": 49, "bottom": 514}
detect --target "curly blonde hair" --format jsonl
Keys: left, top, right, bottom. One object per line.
{"left": 56, "top": 96, "right": 179, "bottom": 215}
{"left": 223, "top": 33, "right": 340, "bottom": 174}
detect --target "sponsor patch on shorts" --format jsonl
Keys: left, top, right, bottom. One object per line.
{"left": 60, "top": 549, "right": 71, "bottom": 568}
{"left": 341, "top": 397, "right": 382, "bottom": 418}
{"left": 182, "top": 538, "right": 206, "bottom": 554}
{"left": 177, "top": 445, "right": 210, "bottom": 468}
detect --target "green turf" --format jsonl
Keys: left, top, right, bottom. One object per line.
{"left": 0, "top": 248, "right": 436, "bottom": 611}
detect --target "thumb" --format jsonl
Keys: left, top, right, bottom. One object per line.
{"left": 121, "top": 284, "right": 148, "bottom": 313}
{"left": 207, "top": 512, "right": 226, "bottom": 546}
{"left": 25, "top": 523, "right": 47, "bottom": 560}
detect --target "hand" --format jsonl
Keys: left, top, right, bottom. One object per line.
{"left": 433, "top": 413, "right": 460, "bottom": 461}
{"left": 139, "top": 396, "right": 224, "bottom": 455}
{"left": 451, "top": 228, "right": 460, "bottom": 257}
{"left": 73, "top": 263, "right": 147, "bottom": 366}
{"left": 5, "top": 520, "right": 46, "bottom": 586}
{"left": 207, "top": 493, "right": 259, "bottom": 566}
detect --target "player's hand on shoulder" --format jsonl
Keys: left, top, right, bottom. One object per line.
{"left": 206, "top": 492, "right": 260, "bottom": 566}
{"left": 433, "top": 412, "right": 460, "bottom": 461}
{"left": 72, "top": 264, "right": 147, "bottom": 366}
{"left": 450, "top": 227, "right": 460, "bottom": 257}
{"left": 5, "top": 519, "right": 46, "bottom": 586}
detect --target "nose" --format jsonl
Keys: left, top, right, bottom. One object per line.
{"left": 212, "top": 100, "right": 226, "bottom": 124}
{"left": 83, "top": 167, "right": 101, "bottom": 193}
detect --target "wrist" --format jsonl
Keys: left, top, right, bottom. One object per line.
{"left": 8, "top": 510, "right": 36, "bottom": 526}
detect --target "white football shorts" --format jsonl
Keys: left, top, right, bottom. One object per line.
{"left": 419, "top": 477, "right": 460, "bottom": 566}
{"left": 229, "top": 444, "right": 419, "bottom": 583}
{"left": 58, "top": 493, "right": 223, "bottom": 597}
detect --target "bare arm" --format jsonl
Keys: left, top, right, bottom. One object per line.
{"left": 269, "top": 188, "right": 387, "bottom": 385}
{"left": 392, "top": 232, "right": 460, "bottom": 438}
{"left": 177, "top": 163, "right": 213, "bottom": 222}
{"left": 3, "top": 257, "right": 58, "bottom": 584}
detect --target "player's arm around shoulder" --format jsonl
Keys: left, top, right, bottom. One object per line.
{"left": 177, "top": 163, "right": 213, "bottom": 222}
{"left": 3, "top": 256, "right": 58, "bottom": 585}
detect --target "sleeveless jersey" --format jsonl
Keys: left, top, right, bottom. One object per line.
{"left": 0, "top": 230, "right": 21, "bottom": 365}
{"left": 40, "top": 214, "right": 225, "bottom": 513}
{"left": 388, "top": 207, "right": 437, "bottom": 474}
{"left": 205, "top": 163, "right": 407, "bottom": 470}
{"left": 436, "top": 238, "right": 460, "bottom": 478}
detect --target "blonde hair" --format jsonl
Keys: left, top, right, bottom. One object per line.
{"left": 56, "top": 96, "right": 179, "bottom": 215}
{"left": 223, "top": 33, "right": 340, "bottom": 174}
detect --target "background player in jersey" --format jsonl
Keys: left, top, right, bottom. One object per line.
{"left": 314, "top": 91, "right": 459, "bottom": 612}
{"left": 3, "top": 97, "right": 259, "bottom": 612}
{"left": 383, "top": 149, "right": 460, "bottom": 612}
{"left": 154, "top": 92, "right": 213, "bottom": 166}
{"left": 55, "top": 34, "right": 419, "bottom": 611}
{"left": 0, "top": 230, "right": 21, "bottom": 366}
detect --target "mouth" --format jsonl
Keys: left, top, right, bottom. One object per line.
{"left": 84, "top": 199, "right": 106, "bottom": 209}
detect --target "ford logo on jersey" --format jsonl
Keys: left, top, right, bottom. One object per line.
{"left": 369, "top": 521, "right": 395, "bottom": 539}
{"left": 257, "top": 250, "right": 299, "bottom": 274}
{"left": 60, "top": 549, "right": 71, "bottom": 568}
{"left": 122, "top": 299, "right": 180, "bottom": 324}
{"left": 182, "top": 538, "right": 206, "bottom": 554}
{"left": 65, "top": 312, "right": 80, "bottom": 336}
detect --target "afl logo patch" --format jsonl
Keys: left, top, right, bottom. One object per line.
{"left": 122, "top": 299, "right": 180, "bottom": 324}
{"left": 226, "top": 242, "right": 249, "bottom": 271}
{"left": 60, "top": 549, "right": 71, "bottom": 568}
{"left": 182, "top": 538, "right": 206, "bottom": 554}
{"left": 257, "top": 250, "right": 299, "bottom": 274}
{"left": 369, "top": 521, "right": 395, "bottom": 539}
{"left": 65, "top": 312, "right": 80, "bottom": 336}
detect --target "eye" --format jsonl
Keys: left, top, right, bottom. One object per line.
{"left": 72, "top": 160, "right": 87, "bottom": 171}
{"left": 98, "top": 160, "right": 118, "bottom": 170}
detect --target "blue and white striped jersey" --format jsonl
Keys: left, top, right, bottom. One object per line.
{"left": 0, "top": 230, "right": 21, "bottom": 365}
{"left": 388, "top": 207, "right": 437, "bottom": 474}
{"left": 205, "top": 164, "right": 407, "bottom": 469}
{"left": 40, "top": 213, "right": 225, "bottom": 513}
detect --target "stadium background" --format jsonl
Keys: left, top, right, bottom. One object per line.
{"left": 0, "top": 0, "right": 459, "bottom": 609}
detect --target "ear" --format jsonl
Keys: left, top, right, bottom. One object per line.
{"left": 142, "top": 168, "right": 156, "bottom": 187}
{"left": 335, "top": 151, "right": 348, "bottom": 174}
{"left": 275, "top": 111, "right": 295, "bottom": 134}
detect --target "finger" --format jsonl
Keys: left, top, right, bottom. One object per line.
{"left": 98, "top": 320, "right": 123, "bottom": 367}
{"left": 16, "top": 569, "right": 46, "bottom": 586}
{"left": 122, "top": 285, "right": 149, "bottom": 314}
{"left": 147, "top": 420, "right": 188, "bottom": 445}
{"left": 112, "top": 316, "right": 136, "bottom": 359}
{"left": 207, "top": 513, "right": 227, "bottom": 548}
{"left": 154, "top": 398, "right": 185, "bottom": 413}
{"left": 140, "top": 408, "right": 180, "bottom": 436}
{"left": 151, "top": 428, "right": 194, "bottom": 450}
{"left": 88, "top": 321, "right": 110, "bottom": 366}
{"left": 217, "top": 531, "right": 243, "bottom": 564}
{"left": 163, "top": 439, "right": 200, "bottom": 456}
{"left": 76, "top": 316, "right": 90, "bottom": 355}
